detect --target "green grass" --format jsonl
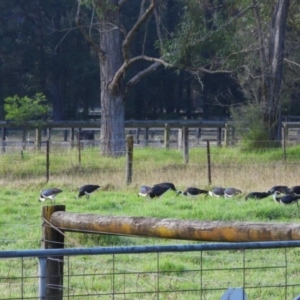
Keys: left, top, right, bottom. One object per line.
{"left": 1, "top": 145, "right": 300, "bottom": 299}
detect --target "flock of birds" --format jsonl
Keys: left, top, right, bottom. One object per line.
{"left": 39, "top": 182, "right": 300, "bottom": 208}
{"left": 138, "top": 182, "right": 300, "bottom": 208}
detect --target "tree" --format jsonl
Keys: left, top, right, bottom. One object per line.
{"left": 252, "top": 0, "right": 291, "bottom": 141}
{"left": 76, "top": 0, "right": 175, "bottom": 156}
{"left": 76, "top": 0, "right": 252, "bottom": 155}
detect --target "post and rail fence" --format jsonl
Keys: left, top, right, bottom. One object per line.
{"left": 3, "top": 205, "right": 299, "bottom": 299}
{"left": 0, "top": 120, "right": 300, "bottom": 153}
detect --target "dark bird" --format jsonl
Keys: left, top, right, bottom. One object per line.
{"left": 208, "top": 187, "right": 225, "bottom": 197}
{"left": 176, "top": 187, "right": 209, "bottom": 197}
{"left": 273, "top": 191, "right": 300, "bottom": 207}
{"left": 138, "top": 185, "right": 152, "bottom": 197}
{"left": 154, "top": 182, "right": 177, "bottom": 192}
{"left": 245, "top": 191, "right": 271, "bottom": 201}
{"left": 224, "top": 188, "right": 242, "bottom": 198}
{"left": 77, "top": 184, "right": 100, "bottom": 199}
{"left": 39, "top": 188, "right": 62, "bottom": 203}
{"left": 286, "top": 185, "right": 300, "bottom": 196}
{"left": 139, "top": 182, "right": 177, "bottom": 199}
{"left": 267, "top": 185, "right": 288, "bottom": 194}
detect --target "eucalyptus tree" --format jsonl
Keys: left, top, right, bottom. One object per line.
{"left": 76, "top": 0, "right": 249, "bottom": 156}
{"left": 76, "top": 0, "right": 176, "bottom": 156}
{"left": 247, "top": 0, "right": 291, "bottom": 141}
{"left": 225, "top": 0, "right": 291, "bottom": 143}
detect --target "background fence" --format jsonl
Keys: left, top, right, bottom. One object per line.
{"left": 0, "top": 131, "right": 299, "bottom": 190}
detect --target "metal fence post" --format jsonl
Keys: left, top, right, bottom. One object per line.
{"left": 126, "top": 135, "right": 134, "bottom": 185}
{"left": 38, "top": 257, "right": 47, "bottom": 300}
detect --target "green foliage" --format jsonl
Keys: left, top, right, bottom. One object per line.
{"left": 231, "top": 102, "right": 271, "bottom": 150}
{"left": 4, "top": 93, "right": 50, "bottom": 124}
{"left": 164, "top": 0, "right": 242, "bottom": 69}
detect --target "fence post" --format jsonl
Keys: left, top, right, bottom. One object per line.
{"left": 46, "top": 128, "right": 51, "bottom": 141}
{"left": 283, "top": 124, "right": 288, "bottom": 161}
{"left": 71, "top": 128, "right": 75, "bottom": 148}
{"left": 64, "top": 130, "right": 68, "bottom": 142}
{"left": 126, "top": 135, "right": 134, "bottom": 185}
{"left": 206, "top": 140, "right": 212, "bottom": 185}
{"left": 183, "top": 126, "right": 189, "bottom": 164}
{"left": 22, "top": 130, "right": 27, "bottom": 150}
{"left": 77, "top": 138, "right": 81, "bottom": 165}
{"left": 46, "top": 140, "right": 50, "bottom": 182}
{"left": 164, "top": 123, "right": 170, "bottom": 149}
{"left": 144, "top": 127, "right": 149, "bottom": 147}
{"left": 196, "top": 128, "right": 201, "bottom": 145}
{"left": 178, "top": 128, "right": 183, "bottom": 150}
{"left": 36, "top": 128, "right": 42, "bottom": 151}
{"left": 1, "top": 127, "right": 6, "bottom": 153}
{"left": 41, "top": 205, "right": 66, "bottom": 300}
{"left": 217, "top": 127, "right": 222, "bottom": 147}
{"left": 224, "top": 123, "right": 229, "bottom": 147}
{"left": 136, "top": 128, "right": 140, "bottom": 144}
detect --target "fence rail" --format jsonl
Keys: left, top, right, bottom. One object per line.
{"left": 1, "top": 120, "right": 300, "bottom": 150}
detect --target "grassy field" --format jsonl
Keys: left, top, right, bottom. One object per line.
{"left": 1, "top": 145, "right": 300, "bottom": 299}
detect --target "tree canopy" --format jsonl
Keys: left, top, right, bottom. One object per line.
{"left": 0, "top": 0, "right": 299, "bottom": 152}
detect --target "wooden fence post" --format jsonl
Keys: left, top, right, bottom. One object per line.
{"left": 36, "top": 128, "right": 42, "bottom": 151}
{"left": 77, "top": 138, "right": 81, "bottom": 165}
{"left": 178, "top": 128, "right": 183, "bottom": 150}
{"left": 217, "top": 127, "right": 222, "bottom": 147}
{"left": 1, "top": 127, "right": 6, "bottom": 153}
{"left": 71, "top": 128, "right": 75, "bottom": 148}
{"left": 183, "top": 127, "right": 189, "bottom": 164}
{"left": 64, "top": 130, "right": 68, "bottom": 142}
{"left": 196, "top": 128, "right": 201, "bottom": 145}
{"left": 224, "top": 123, "right": 229, "bottom": 147}
{"left": 126, "top": 135, "right": 134, "bottom": 185}
{"left": 164, "top": 123, "right": 170, "bottom": 149}
{"left": 144, "top": 127, "right": 149, "bottom": 147}
{"left": 46, "top": 140, "right": 50, "bottom": 182}
{"left": 283, "top": 124, "right": 288, "bottom": 161}
{"left": 42, "top": 205, "right": 66, "bottom": 300}
{"left": 206, "top": 140, "right": 212, "bottom": 185}
{"left": 136, "top": 128, "right": 140, "bottom": 144}
{"left": 46, "top": 128, "right": 51, "bottom": 141}
{"left": 22, "top": 130, "right": 27, "bottom": 150}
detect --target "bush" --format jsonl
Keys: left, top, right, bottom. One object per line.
{"left": 231, "top": 103, "right": 272, "bottom": 150}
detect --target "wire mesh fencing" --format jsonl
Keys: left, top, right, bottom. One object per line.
{"left": 0, "top": 137, "right": 300, "bottom": 192}
{"left": 1, "top": 242, "right": 300, "bottom": 299}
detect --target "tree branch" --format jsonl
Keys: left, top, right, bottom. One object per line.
{"left": 122, "top": 0, "right": 156, "bottom": 61}
{"left": 125, "top": 62, "right": 162, "bottom": 92}
{"left": 75, "top": 0, "right": 106, "bottom": 62}
{"left": 284, "top": 58, "right": 300, "bottom": 69}
{"left": 185, "top": 66, "right": 232, "bottom": 75}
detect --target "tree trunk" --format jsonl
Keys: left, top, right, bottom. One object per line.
{"left": 99, "top": 2, "right": 125, "bottom": 156}
{"left": 263, "top": 0, "right": 290, "bottom": 141}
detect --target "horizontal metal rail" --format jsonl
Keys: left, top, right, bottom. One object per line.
{"left": 2, "top": 240, "right": 300, "bottom": 258}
